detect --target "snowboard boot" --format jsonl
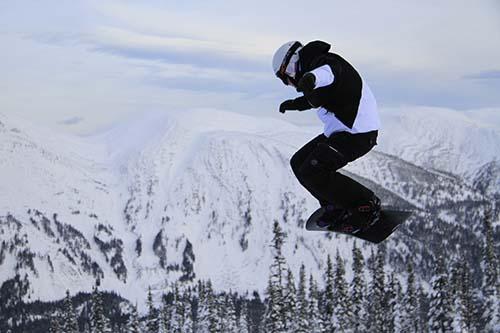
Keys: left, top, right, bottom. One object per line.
{"left": 316, "top": 204, "right": 352, "bottom": 230}
{"left": 354, "top": 195, "right": 381, "bottom": 229}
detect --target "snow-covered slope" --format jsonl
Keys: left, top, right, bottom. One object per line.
{"left": 378, "top": 107, "right": 500, "bottom": 183}
{"left": 0, "top": 110, "right": 329, "bottom": 304}
{"left": 472, "top": 161, "right": 500, "bottom": 199}
{"left": 0, "top": 113, "right": 118, "bottom": 214}
{"left": 0, "top": 108, "right": 496, "bottom": 309}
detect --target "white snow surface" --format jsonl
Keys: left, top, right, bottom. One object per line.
{"left": 377, "top": 106, "right": 500, "bottom": 179}
{"left": 0, "top": 109, "right": 329, "bottom": 308}
{"left": 0, "top": 107, "right": 497, "bottom": 309}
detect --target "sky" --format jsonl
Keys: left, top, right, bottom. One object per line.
{"left": 1, "top": 0, "right": 500, "bottom": 134}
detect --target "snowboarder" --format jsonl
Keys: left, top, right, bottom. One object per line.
{"left": 273, "top": 40, "right": 381, "bottom": 230}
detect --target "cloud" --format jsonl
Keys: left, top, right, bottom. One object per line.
{"left": 89, "top": 0, "right": 500, "bottom": 74}
{"left": 1, "top": 0, "right": 500, "bottom": 135}
{"left": 88, "top": 27, "right": 269, "bottom": 72}
{"left": 362, "top": 63, "right": 500, "bottom": 110}
{"left": 463, "top": 70, "right": 500, "bottom": 80}
{"left": 59, "top": 117, "right": 84, "bottom": 126}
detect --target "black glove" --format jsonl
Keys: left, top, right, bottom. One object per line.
{"left": 279, "top": 99, "right": 297, "bottom": 113}
{"left": 296, "top": 73, "right": 316, "bottom": 94}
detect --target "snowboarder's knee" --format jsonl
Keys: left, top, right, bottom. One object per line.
{"left": 310, "top": 142, "right": 347, "bottom": 171}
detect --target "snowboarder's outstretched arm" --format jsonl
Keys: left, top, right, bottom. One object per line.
{"left": 279, "top": 74, "right": 321, "bottom": 113}
{"left": 279, "top": 96, "right": 314, "bottom": 113}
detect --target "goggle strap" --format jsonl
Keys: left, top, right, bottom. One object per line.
{"left": 276, "top": 41, "right": 302, "bottom": 83}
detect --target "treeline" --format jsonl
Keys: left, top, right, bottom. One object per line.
{"left": 263, "top": 218, "right": 498, "bottom": 333}
{"left": 4, "top": 213, "right": 499, "bottom": 333}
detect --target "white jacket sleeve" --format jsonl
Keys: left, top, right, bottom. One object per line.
{"left": 309, "top": 64, "right": 335, "bottom": 88}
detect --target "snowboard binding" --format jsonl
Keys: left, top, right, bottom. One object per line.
{"left": 305, "top": 196, "right": 411, "bottom": 244}
{"left": 316, "top": 196, "right": 381, "bottom": 233}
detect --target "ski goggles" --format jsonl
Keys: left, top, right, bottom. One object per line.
{"left": 276, "top": 41, "right": 302, "bottom": 86}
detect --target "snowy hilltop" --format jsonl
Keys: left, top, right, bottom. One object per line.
{"left": 0, "top": 107, "right": 498, "bottom": 332}
{"left": 378, "top": 107, "right": 500, "bottom": 192}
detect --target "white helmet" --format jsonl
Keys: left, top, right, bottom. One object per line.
{"left": 272, "top": 41, "right": 302, "bottom": 85}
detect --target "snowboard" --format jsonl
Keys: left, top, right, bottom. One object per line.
{"left": 305, "top": 206, "right": 412, "bottom": 244}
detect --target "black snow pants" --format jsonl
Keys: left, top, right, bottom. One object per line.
{"left": 290, "top": 130, "right": 378, "bottom": 209}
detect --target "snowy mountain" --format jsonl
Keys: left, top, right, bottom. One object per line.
{"left": 471, "top": 161, "right": 500, "bottom": 199}
{"left": 377, "top": 107, "right": 500, "bottom": 195}
{"left": 0, "top": 108, "right": 497, "bottom": 312}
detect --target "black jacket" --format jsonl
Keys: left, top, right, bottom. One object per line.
{"left": 293, "top": 41, "right": 363, "bottom": 129}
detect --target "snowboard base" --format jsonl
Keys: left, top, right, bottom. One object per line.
{"left": 305, "top": 207, "right": 412, "bottom": 243}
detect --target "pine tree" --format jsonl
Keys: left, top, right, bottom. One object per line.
{"left": 323, "top": 254, "right": 335, "bottom": 332}
{"left": 249, "top": 291, "right": 266, "bottom": 333}
{"left": 385, "top": 272, "right": 401, "bottom": 333}
{"left": 196, "top": 281, "right": 210, "bottom": 333}
{"left": 418, "top": 285, "right": 430, "bottom": 333}
{"left": 283, "top": 269, "right": 297, "bottom": 332}
{"left": 223, "top": 293, "right": 238, "bottom": 333}
{"left": 428, "top": 255, "right": 454, "bottom": 333}
{"left": 220, "top": 293, "right": 234, "bottom": 332}
{"left": 83, "top": 304, "right": 91, "bottom": 333}
{"left": 264, "top": 221, "right": 287, "bottom": 333}
{"left": 450, "top": 260, "right": 468, "bottom": 333}
{"left": 483, "top": 209, "right": 499, "bottom": 291}
{"left": 129, "top": 303, "right": 141, "bottom": 333}
{"left": 308, "top": 274, "right": 324, "bottom": 333}
{"left": 265, "top": 276, "right": 274, "bottom": 333}
{"left": 206, "top": 281, "right": 219, "bottom": 333}
{"left": 91, "top": 283, "right": 111, "bottom": 333}
{"left": 401, "top": 256, "right": 419, "bottom": 333}
{"left": 170, "top": 284, "right": 183, "bottom": 333}
{"left": 296, "top": 264, "right": 310, "bottom": 332}
{"left": 350, "top": 242, "right": 366, "bottom": 333}
{"left": 481, "top": 209, "right": 500, "bottom": 332}
{"left": 238, "top": 301, "right": 250, "bottom": 333}
{"left": 48, "top": 313, "right": 62, "bottom": 333}
{"left": 182, "top": 291, "right": 194, "bottom": 333}
{"left": 62, "top": 290, "right": 79, "bottom": 333}
{"left": 146, "top": 286, "right": 159, "bottom": 333}
{"left": 265, "top": 275, "right": 282, "bottom": 333}
{"left": 369, "top": 246, "right": 387, "bottom": 333}
{"left": 158, "top": 294, "right": 170, "bottom": 333}
{"left": 333, "top": 250, "right": 349, "bottom": 331}
{"left": 459, "top": 261, "right": 476, "bottom": 332}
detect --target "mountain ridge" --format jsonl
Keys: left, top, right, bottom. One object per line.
{"left": 0, "top": 109, "right": 497, "bottom": 310}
